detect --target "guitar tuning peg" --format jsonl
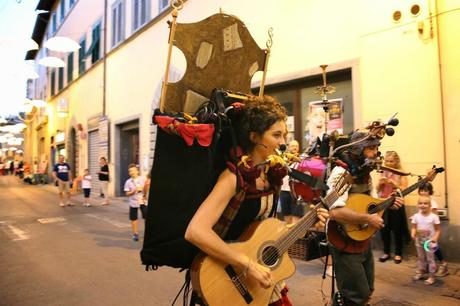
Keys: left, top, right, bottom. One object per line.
{"left": 385, "top": 127, "right": 395, "bottom": 136}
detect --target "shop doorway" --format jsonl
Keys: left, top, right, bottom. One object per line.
{"left": 116, "top": 120, "right": 139, "bottom": 196}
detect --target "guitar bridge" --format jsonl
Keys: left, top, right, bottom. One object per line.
{"left": 225, "top": 265, "right": 253, "bottom": 304}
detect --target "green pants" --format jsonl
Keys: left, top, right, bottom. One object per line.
{"left": 330, "top": 245, "right": 374, "bottom": 306}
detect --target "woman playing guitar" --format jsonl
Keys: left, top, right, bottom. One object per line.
{"left": 185, "top": 95, "right": 329, "bottom": 306}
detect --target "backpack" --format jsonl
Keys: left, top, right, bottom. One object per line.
{"left": 140, "top": 91, "right": 239, "bottom": 270}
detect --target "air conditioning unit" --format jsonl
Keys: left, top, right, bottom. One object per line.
{"left": 437, "top": 208, "right": 448, "bottom": 220}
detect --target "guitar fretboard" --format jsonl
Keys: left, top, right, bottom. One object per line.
{"left": 369, "top": 177, "right": 430, "bottom": 214}
{"left": 273, "top": 189, "right": 339, "bottom": 255}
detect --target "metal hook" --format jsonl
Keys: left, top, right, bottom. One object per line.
{"left": 170, "top": 0, "right": 184, "bottom": 10}
{"left": 266, "top": 27, "right": 274, "bottom": 49}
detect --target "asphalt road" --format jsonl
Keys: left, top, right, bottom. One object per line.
{"left": 1, "top": 175, "right": 459, "bottom": 306}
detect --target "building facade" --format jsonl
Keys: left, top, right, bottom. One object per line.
{"left": 24, "top": 0, "right": 460, "bottom": 259}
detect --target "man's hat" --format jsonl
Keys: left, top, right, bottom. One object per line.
{"left": 349, "top": 129, "right": 381, "bottom": 155}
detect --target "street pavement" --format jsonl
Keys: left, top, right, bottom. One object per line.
{"left": 0, "top": 175, "right": 459, "bottom": 306}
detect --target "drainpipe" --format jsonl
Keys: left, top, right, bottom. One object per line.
{"left": 103, "top": 0, "right": 108, "bottom": 116}
{"left": 433, "top": 0, "right": 448, "bottom": 209}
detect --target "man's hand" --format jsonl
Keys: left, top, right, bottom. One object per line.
{"left": 390, "top": 196, "right": 404, "bottom": 210}
{"left": 367, "top": 213, "right": 384, "bottom": 229}
{"left": 308, "top": 205, "right": 329, "bottom": 230}
{"left": 315, "top": 207, "right": 329, "bottom": 228}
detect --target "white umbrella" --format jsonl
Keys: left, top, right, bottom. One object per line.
{"left": 31, "top": 99, "right": 47, "bottom": 108}
{"left": 38, "top": 56, "right": 65, "bottom": 68}
{"left": 44, "top": 36, "right": 80, "bottom": 52}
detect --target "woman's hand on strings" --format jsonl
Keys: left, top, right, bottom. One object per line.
{"left": 245, "top": 258, "right": 273, "bottom": 289}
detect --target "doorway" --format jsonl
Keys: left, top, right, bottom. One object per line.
{"left": 116, "top": 120, "right": 139, "bottom": 196}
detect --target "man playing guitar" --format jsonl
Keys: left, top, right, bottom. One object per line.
{"left": 326, "top": 130, "right": 403, "bottom": 306}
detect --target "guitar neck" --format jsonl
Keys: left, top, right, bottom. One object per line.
{"left": 275, "top": 190, "right": 338, "bottom": 255}
{"left": 372, "top": 177, "right": 430, "bottom": 213}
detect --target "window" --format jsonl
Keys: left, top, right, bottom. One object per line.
{"left": 88, "top": 22, "right": 101, "bottom": 63}
{"left": 67, "top": 52, "right": 74, "bottom": 83}
{"left": 60, "top": 1, "right": 66, "bottom": 22}
{"left": 58, "top": 67, "right": 64, "bottom": 91}
{"left": 111, "top": 0, "right": 125, "bottom": 47}
{"left": 159, "top": 0, "right": 169, "bottom": 12}
{"left": 79, "top": 37, "right": 86, "bottom": 75}
{"left": 51, "top": 13, "right": 57, "bottom": 33}
{"left": 132, "top": 0, "right": 150, "bottom": 31}
{"left": 50, "top": 69, "right": 56, "bottom": 96}
{"left": 69, "top": 0, "right": 76, "bottom": 8}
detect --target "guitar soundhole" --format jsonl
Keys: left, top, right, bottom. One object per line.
{"left": 261, "top": 246, "right": 280, "bottom": 267}
{"left": 368, "top": 203, "right": 377, "bottom": 214}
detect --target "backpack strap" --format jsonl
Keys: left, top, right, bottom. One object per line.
{"left": 213, "top": 187, "right": 246, "bottom": 238}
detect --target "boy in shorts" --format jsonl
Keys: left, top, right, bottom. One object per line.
{"left": 124, "top": 164, "right": 147, "bottom": 241}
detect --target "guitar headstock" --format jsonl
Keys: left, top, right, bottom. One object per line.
{"left": 427, "top": 166, "right": 445, "bottom": 182}
{"left": 333, "top": 171, "right": 353, "bottom": 197}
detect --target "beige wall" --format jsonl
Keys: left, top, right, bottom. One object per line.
{"left": 28, "top": 0, "right": 459, "bottom": 227}
{"left": 437, "top": 0, "right": 460, "bottom": 223}
{"left": 172, "top": 0, "right": 449, "bottom": 207}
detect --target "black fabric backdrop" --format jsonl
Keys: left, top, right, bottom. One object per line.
{"left": 141, "top": 126, "right": 230, "bottom": 269}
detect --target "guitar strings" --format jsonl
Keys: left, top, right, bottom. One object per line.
{"left": 256, "top": 191, "right": 339, "bottom": 266}
{"left": 273, "top": 192, "right": 338, "bottom": 259}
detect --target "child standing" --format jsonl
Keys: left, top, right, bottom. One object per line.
{"left": 418, "top": 182, "right": 449, "bottom": 276}
{"left": 124, "top": 164, "right": 147, "bottom": 241}
{"left": 82, "top": 169, "right": 92, "bottom": 207}
{"left": 411, "top": 195, "right": 441, "bottom": 285}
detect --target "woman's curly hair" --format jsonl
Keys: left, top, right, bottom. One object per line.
{"left": 233, "top": 95, "right": 287, "bottom": 152}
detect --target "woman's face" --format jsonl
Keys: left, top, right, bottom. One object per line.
{"left": 252, "top": 120, "right": 287, "bottom": 159}
{"left": 288, "top": 141, "right": 299, "bottom": 154}
{"left": 384, "top": 155, "right": 398, "bottom": 168}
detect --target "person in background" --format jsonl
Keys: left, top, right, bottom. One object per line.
{"left": 279, "top": 140, "right": 302, "bottom": 224}
{"left": 52, "top": 155, "right": 73, "bottom": 207}
{"left": 124, "top": 164, "right": 147, "bottom": 241}
{"left": 143, "top": 173, "right": 151, "bottom": 204}
{"left": 418, "top": 182, "right": 449, "bottom": 277}
{"left": 376, "top": 151, "right": 410, "bottom": 264}
{"left": 82, "top": 169, "right": 92, "bottom": 207}
{"left": 411, "top": 195, "right": 441, "bottom": 285}
{"left": 98, "top": 157, "right": 110, "bottom": 205}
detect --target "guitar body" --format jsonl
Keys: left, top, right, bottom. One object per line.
{"left": 327, "top": 194, "right": 384, "bottom": 253}
{"left": 191, "top": 218, "right": 296, "bottom": 306}
{"left": 343, "top": 194, "right": 384, "bottom": 241}
{"left": 326, "top": 166, "right": 444, "bottom": 253}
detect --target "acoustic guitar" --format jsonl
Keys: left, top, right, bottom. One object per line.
{"left": 190, "top": 172, "right": 351, "bottom": 306}
{"left": 327, "top": 167, "right": 444, "bottom": 253}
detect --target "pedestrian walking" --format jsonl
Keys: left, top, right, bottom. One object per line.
{"left": 98, "top": 157, "right": 109, "bottom": 205}
{"left": 82, "top": 169, "right": 92, "bottom": 207}
{"left": 52, "top": 155, "right": 73, "bottom": 207}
